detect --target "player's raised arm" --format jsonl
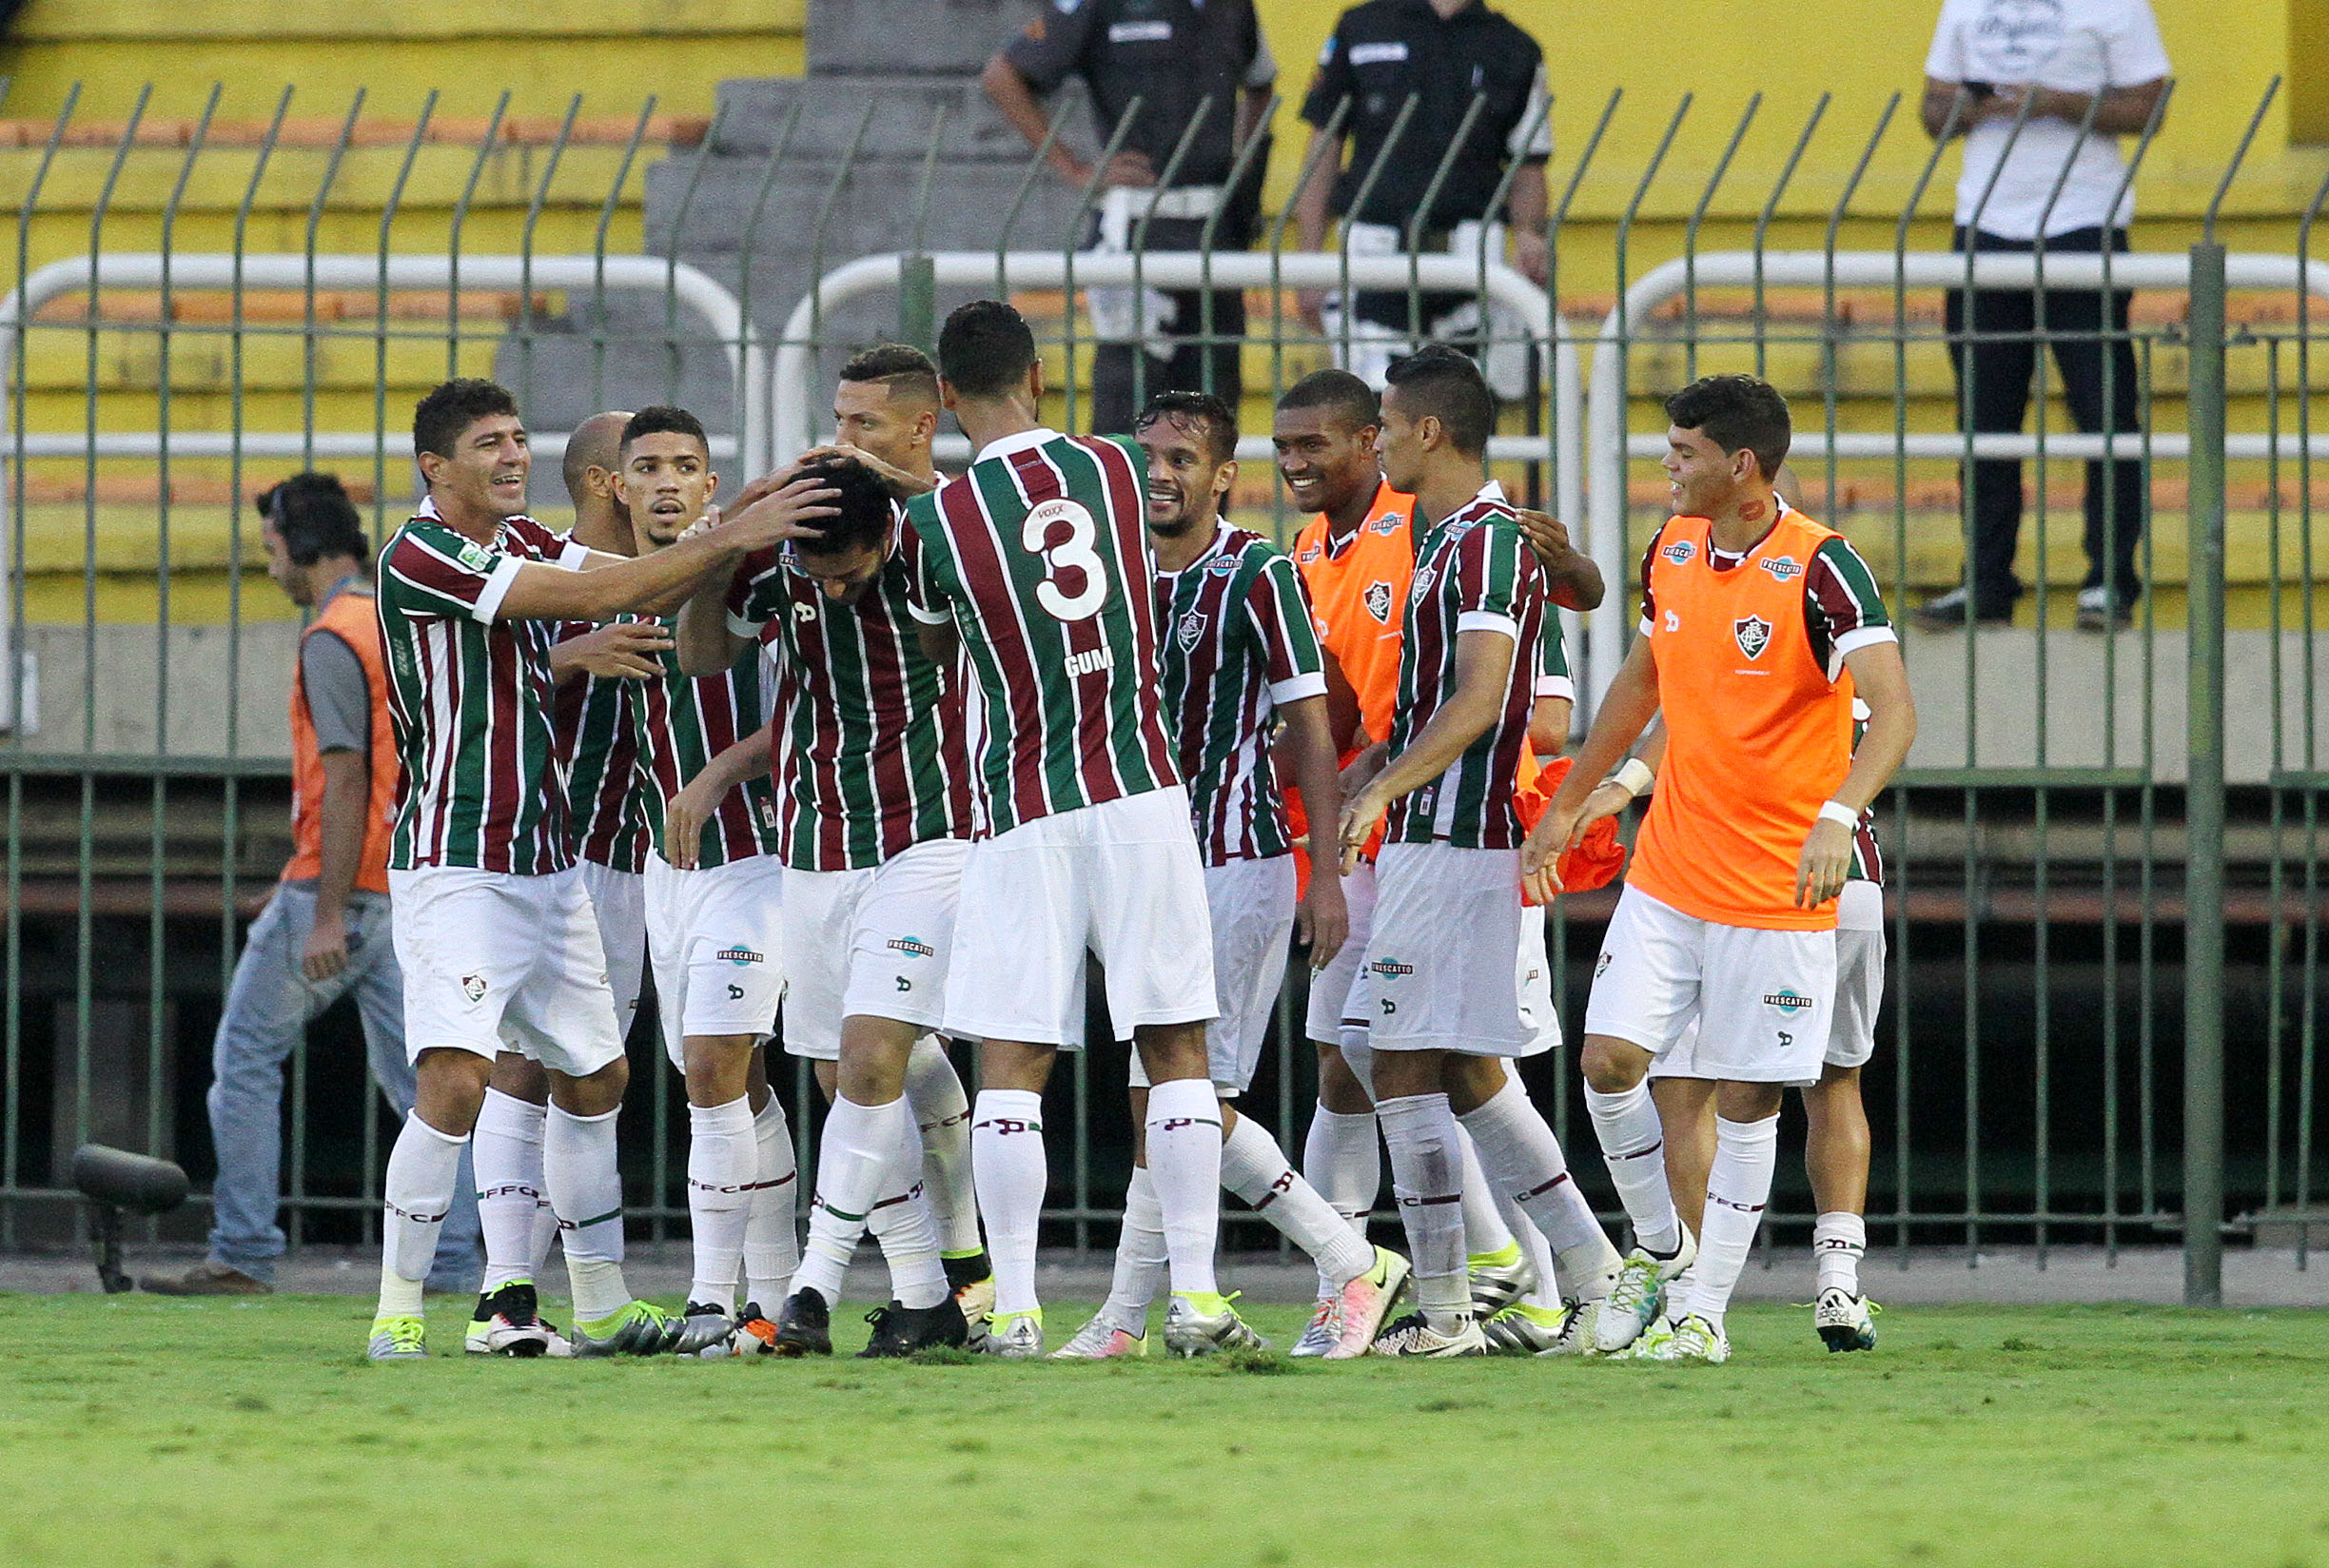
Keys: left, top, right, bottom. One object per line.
{"left": 1511, "top": 507, "right": 1605, "bottom": 612}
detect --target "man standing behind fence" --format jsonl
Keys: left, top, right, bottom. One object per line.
{"left": 148, "top": 475, "right": 481, "bottom": 1298}
{"left": 982, "top": 0, "right": 1275, "bottom": 436}
{"left": 1914, "top": 0, "right": 2170, "bottom": 632}
{"left": 1291, "top": 0, "right": 1551, "bottom": 399}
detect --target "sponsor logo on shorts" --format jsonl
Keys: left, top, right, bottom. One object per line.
{"left": 1177, "top": 610, "right": 1206, "bottom": 652}
{"left": 1661, "top": 538, "right": 1696, "bottom": 566}
{"left": 1759, "top": 554, "right": 1804, "bottom": 582}
{"left": 460, "top": 973, "right": 487, "bottom": 1003}
{"left": 715, "top": 946, "right": 765, "bottom": 967}
{"left": 1763, "top": 989, "right": 1816, "bottom": 1014}
{"left": 1364, "top": 579, "right": 1394, "bottom": 623}
{"left": 1734, "top": 615, "right": 1772, "bottom": 660}
{"left": 728, "top": 984, "right": 745, "bottom": 1001}
{"left": 1065, "top": 645, "right": 1115, "bottom": 678}
{"left": 1369, "top": 957, "right": 1416, "bottom": 977}
{"left": 895, "top": 976, "right": 913, "bottom": 992}
{"left": 887, "top": 935, "right": 936, "bottom": 958}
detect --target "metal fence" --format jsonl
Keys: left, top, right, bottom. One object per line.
{"left": 2, "top": 77, "right": 2323, "bottom": 1301}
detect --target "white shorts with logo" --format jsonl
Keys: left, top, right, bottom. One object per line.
{"left": 579, "top": 858, "right": 647, "bottom": 1041}
{"left": 1352, "top": 841, "right": 1549, "bottom": 1059}
{"left": 779, "top": 837, "right": 968, "bottom": 1062}
{"left": 1304, "top": 857, "right": 1377, "bottom": 1051}
{"left": 388, "top": 864, "right": 627, "bottom": 1077}
{"left": 1593, "top": 885, "right": 1836, "bottom": 1088}
{"left": 644, "top": 852, "right": 786, "bottom": 1070}
{"left": 943, "top": 787, "right": 1218, "bottom": 1049}
{"left": 1130, "top": 853, "right": 1295, "bottom": 1095}
{"left": 1828, "top": 878, "right": 1885, "bottom": 1071}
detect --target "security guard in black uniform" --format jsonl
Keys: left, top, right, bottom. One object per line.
{"left": 983, "top": 0, "right": 1277, "bottom": 435}
{"left": 1292, "top": 0, "right": 1550, "bottom": 395}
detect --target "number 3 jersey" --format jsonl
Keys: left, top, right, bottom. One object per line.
{"left": 905, "top": 428, "right": 1181, "bottom": 836}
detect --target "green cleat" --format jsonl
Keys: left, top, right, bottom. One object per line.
{"left": 1481, "top": 1300, "right": 1571, "bottom": 1356}
{"left": 572, "top": 1300, "right": 683, "bottom": 1357}
{"left": 366, "top": 1315, "right": 427, "bottom": 1360}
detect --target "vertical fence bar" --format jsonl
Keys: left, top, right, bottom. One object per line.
{"left": 2182, "top": 239, "right": 2228, "bottom": 1306}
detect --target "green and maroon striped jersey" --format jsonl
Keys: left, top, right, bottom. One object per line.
{"left": 1848, "top": 697, "right": 1884, "bottom": 886}
{"left": 1386, "top": 486, "right": 1547, "bottom": 852}
{"left": 904, "top": 429, "right": 1181, "bottom": 836}
{"left": 555, "top": 638, "right": 650, "bottom": 874}
{"left": 378, "top": 500, "right": 587, "bottom": 874}
{"left": 728, "top": 535, "right": 970, "bottom": 872}
{"left": 629, "top": 632, "right": 782, "bottom": 871}
{"left": 1156, "top": 526, "right": 1326, "bottom": 866}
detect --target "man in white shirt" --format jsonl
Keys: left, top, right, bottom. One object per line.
{"left": 1915, "top": 0, "right": 2170, "bottom": 633}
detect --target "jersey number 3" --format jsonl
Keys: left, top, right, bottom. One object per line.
{"left": 1023, "top": 498, "right": 1109, "bottom": 622}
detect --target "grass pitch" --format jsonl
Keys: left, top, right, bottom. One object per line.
{"left": 1, "top": 1293, "right": 2323, "bottom": 1568}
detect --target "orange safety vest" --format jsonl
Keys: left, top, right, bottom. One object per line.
{"left": 1628, "top": 508, "right": 1856, "bottom": 931}
{"left": 284, "top": 581, "right": 397, "bottom": 895}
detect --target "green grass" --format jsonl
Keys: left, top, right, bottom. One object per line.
{"left": 2, "top": 1295, "right": 2325, "bottom": 1568}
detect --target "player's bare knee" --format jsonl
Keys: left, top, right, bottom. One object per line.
{"left": 1440, "top": 1053, "right": 1505, "bottom": 1114}
{"left": 1716, "top": 1079, "right": 1784, "bottom": 1123}
{"left": 1580, "top": 1034, "right": 1651, "bottom": 1094}
{"left": 832, "top": 1017, "right": 917, "bottom": 1106}
{"left": 683, "top": 1034, "right": 757, "bottom": 1107}
{"left": 1314, "top": 1040, "right": 1374, "bottom": 1113}
{"left": 1134, "top": 1023, "right": 1208, "bottom": 1083}
{"left": 487, "top": 1049, "right": 548, "bottom": 1104}
{"left": 1370, "top": 1049, "right": 1438, "bottom": 1103}
{"left": 552, "top": 1054, "right": 630, "bottom": 1118}
{"left": 979, "top": 1039, "right": 1057, "bottom": 1093}
{"left": 413, "top": 1048, "right": 492, "bottom": 1134}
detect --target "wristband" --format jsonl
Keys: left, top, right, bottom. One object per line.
{"left": 1818, "top": 799, "right": 1860, "bottom": 829}
{"left": 1611, "top": 757, "right": 1655, "bottom": 799}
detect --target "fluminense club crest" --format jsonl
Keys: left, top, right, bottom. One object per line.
{"left": 1364, "top": 580, "right": 1394, "bottom": 623}
{"left": 1177, "top": 611, "right": 1205, "bottom": 652}
{"left": 1733, "top": 615, "right": 1772, "bottom": 660}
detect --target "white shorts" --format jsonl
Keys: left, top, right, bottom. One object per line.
{"left": 644, "top": 853, "right": 786, "bottom": 1070}
{"left": 1131, "top": 854, "right": 1295, "bottom": 1095}
{"left": 1515, "top": 901, "right": 1561, "bottom": 1056}
{"left": 579, "top": 859, "right": 647, "bottom": 1040}
{"left": 1827, "top": 879, "right": 1886, "bottom": 1071}
{"left": 388, "top": 864, "right": 627, "bottom": 1077}
{"left": 943, "top": 788, "right": 1217, "bottom": 1048}
{"left": 1303, "top": 857, "right": 1376, "bottom": 1051}
{"left": 1594, "top": 885, "right": 1836, "bottom": 1088}
{"left": 779, "top": 837, "right": 967, "bottom": 1062}
{"left": 1352, "top": 841, "right": 1546, "bottom": 1059}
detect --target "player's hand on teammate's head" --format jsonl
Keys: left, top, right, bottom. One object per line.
{"left": 794, "top": 442, "right": 933, "bottom": 500}
{"left": 730, "top": 463, "right": 805, "bottom": 514}
{"left": 559, "top": 619, "right": 673, "bottom": 680}
{"left": 719, "top": 474, "right": 841, "bottom": 549}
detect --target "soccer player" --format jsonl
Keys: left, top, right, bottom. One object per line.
{"left": 1052, "top": 391, "right": 1408, "bottom": 1361}
{"left": 1271, "top": 369, "right": 1608, "bottom": 1353}
{"left": 903, "top": 300, "right": 1234, "bottom": 1359}
{"left": 672, "top": 346, "right": 992, "bottom": 1350}
{"left": 1525, "top": 373, "right": 1915, "bottom": 1363}
{"left": 1336, "top": 346, "right": 1622, "bottom": 1357}
{"left": 363, "top": 378, "right": 834, "bottom": 1360}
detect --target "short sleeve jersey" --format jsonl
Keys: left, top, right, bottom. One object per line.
{"left": 1156, "top": 525, "right": 1327, "bottom": 866}
{"left": 727, "top": 526, "right": 972, "bottom": 872}
{"left": 905, "top": 430, "right": 1182, "bottom": 837}
{"left": 1385, "top": 487, "right": 1546, "bottom": 851}
{"left": 376, "top": 500, "right": 587, "bottom": 874}
{"left": 1293, "top": 480, "right": 1418, "bottom": 762}
{"left": 1925, "top": 0, "right": 2171, "bottom": 238}
{"left": 1002, "top": 0, "right": 1275, "bottom": 188}
{"left": 555, "top": 646, "right": 650, "bottom": 874}
{"left": 1302, "top": 0, "right": 1551, "bottom": 229}
{"left": 629, "top": 631, "right": 782, "bottom": 872}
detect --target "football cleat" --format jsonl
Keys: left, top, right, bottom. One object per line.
{"left": 463, "top": 1282, "right": 555, "bottom": 1358}
{"left": 366, "top": 1314, "right": 427, "bottom": 1360}
{"left": 571, "top": 1300, "right": 684, "bottom": 1358}
{"left": 1547, "top": 1297, "right": 1606, "bottom": 1357}
{"left": 1368, "top": 1310, "right": 1487, "bottom": 1358}
{"left": 1466, "top": 1244, "right": 1538, "bottom": 1319}
{"left": 1163, "top": 1292, "right": 1270, "bottom": 1359}
{"left": 984, "top": 1309, "right": 1045, "bottom": 1359}
{"left": 1593, "top": 1225, "right": 1698, "bottom": 1355}
{"left": 1051, "top": 1315, "right": 1150, "bottom": 1360}
{"left": 1814, "top": 1288, "right": 1879, "bottom": 1352}
{"left": 1289, "top": 1298, "right": 1341, "bottom": 1359}
{"left": 1637, "top": 1312, "right": 1730, "bottom": 1363}
{"left": 672, "top": 1302, "right": 737, "bottom": 1358}
{"left": 857, "top": 1299, "right": 970, "bottom": 1360}
{"left": 1481, "top": 1300, "right": 1570, "bottom": 1356}
{"left": 729, "top": 1302, "right": 780, "bottom": 1356}
{"left": 1610, "top": 1312, "right": 1681, "bottom": 1362}
{"left": 771, "top": 1289, "right": 834, "bottom": 1357}
{"left": 952, "top": 1274, "right": 997, "bottom": 1352}
{"left": 1330, "top": 1245, "right": 1412, "bottom": 1360}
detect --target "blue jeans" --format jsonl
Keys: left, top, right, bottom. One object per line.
{"left": 206, "top": 883, "right": 481, "bottom": 1289}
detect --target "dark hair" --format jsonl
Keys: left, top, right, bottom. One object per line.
{"left": 1382, "top": 345, "right": 1496, "bottom": 457}
{"left": 1663, "top": 373, "right": 1791, "bottom": 480}
{"left": 1136, "top": 389, "right": 1238, "bottom": 466}
{"left": 793, "top": 457, "right": 896, "bottom": 558}
{"left": 1276, "top": 368, "right": 1380, "bottom": 433}
{"left": 839, "top": 343, "right": 941, "bottom": 405}
{"left": 936, "top": 300, "right": 1036, "bottom": 400}
{"left": 412, "top": 378, "right": 519, "bottom": 461}
{"left": 619, "top": 404, "right": 711, "bottom": 455}
{"left": 256, "top": 472, "right": 369, "bottom": 567}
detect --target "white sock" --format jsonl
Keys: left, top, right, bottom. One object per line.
{"left": 1460, "top": 1078, "right": 1624, "bottom": 1282}
{"left": 905, "top": 1038, "right": 982, "bottom": 1259}
{"left": 1685, "top": 1114, "right": 1781, "bottom": 1325}
{"left": 1099, "top": 1163, "right": 1167, "bottom": 1334}
{"left": 794, "top": 1094, "right": 904, "bottom": 1306}
{"left": 546, "top": 1104, "right": 631, "bottom": 1324}
{"left": 744, "top": 1096, "right": 800, "bottom": 1311}
{"left": 1377, "top": 1092, "right": 1467, "bottom": 1332}
{"left": 1143, "top": 1078, "right": 1224, "bottom": 1301}
{"left": 378, "top": 1114, "right": 465, "bottom": 1317}
{"left": 971, "top": 1088, "right": 1047, "bottom": 1318}
{"left": 1495, "top": 1190, "right": 1562, "bottom": 1309}
{"left": 684, "top": 1095, "right": 756, "bottom": 1314}
{"left": 864, "top": 1109, "right": 949, "bottom": 1310}
{"left": 471, "top": 1088, "right": 546, "bottom": 1292}
{"left": 1585, "top": 1081, "right": 1682, "bottom": 1255}
{"left": 1222, "top": 1112, "right": 1373, "bottom": 1286}
{"left": 1814, "top": 1210, "right": 1867, "bottom": 1297}
{"left": 1302, "top": 1103, "right": 1380, "bottom": 1297}
{"left": 1455, "top": 1125, "right": 1517, "bottom": 1263}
